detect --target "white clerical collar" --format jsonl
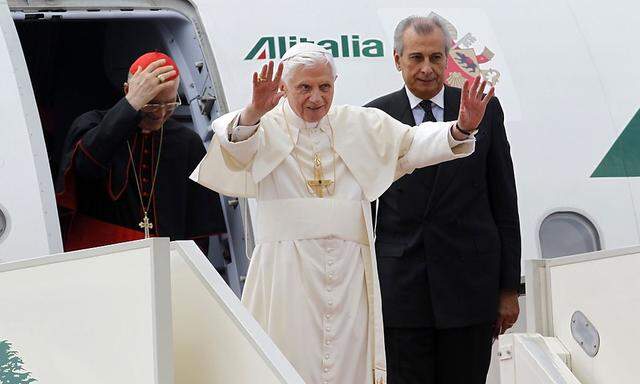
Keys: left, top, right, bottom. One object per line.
{"left": 283, "top": 98, "right": 328, "bottom": 133}
{"left": 405, "top": 86, "right": 444, "bottom": 110}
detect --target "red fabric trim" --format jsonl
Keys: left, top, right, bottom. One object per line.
{"left": 140, "top": 134, "right": 146, "bottom": 195}
{"left": 56, "top": 139, "right": 106, "bottom": 210}
{"left": 108, "top": 134, "right": 136, "bottom": 201}
{"left": 78, "top": 140, "right": 107, "bottom": 170}
{"left": 63, "top": 213, "right": 146, "bottom": 251}
{"left": 56, "top": 142, "right": 80, "bottom": 210}
{"left": 151, "top": 133, "right": 159, "bottom": 235}
{"left": 149, "top": 137, "right": 160, "bottom": 234}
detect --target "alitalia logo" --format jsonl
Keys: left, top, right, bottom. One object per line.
{"left": 245, "top": 35, "right": 384, "bottom": 60}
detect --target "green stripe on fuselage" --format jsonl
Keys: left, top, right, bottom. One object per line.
{"left": 592, "top": 109, "right": 640, "bottom": 177}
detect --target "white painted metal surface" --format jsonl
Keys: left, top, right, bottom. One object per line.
{"left": 526, "top": 246, "right": 640, "bottom": 384}
{"left": 0, "top": 238, "right": 173, "bottom": 384}
{"left": 0, "top": 238, "right": 304, "bottom": 383}
{"left": 0, "top": 0, "right": 62, "bottom": 260}
{"left": 499, "top": 334, "right": 580, "bottom": 384}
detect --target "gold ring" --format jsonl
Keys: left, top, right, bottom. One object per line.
{"left": 257, "top": 76, "right": 267, "bottom": 83}
{"left": 157, "top": 75, "right": 164, "bottom": 83}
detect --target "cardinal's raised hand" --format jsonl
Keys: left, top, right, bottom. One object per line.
{"left": 240, "top": 61, "right": 285, "bottom": 125}
{"left": 457, "top": 76, "right": 495, "bottom": 133}
{"left": 125, "top": 59, "right": 178, "bottom": 111}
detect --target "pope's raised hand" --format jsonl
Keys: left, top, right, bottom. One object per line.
{"left": 457, "top": 76, "right": 495, "bottom": 133}
{"left": 240, "top": 61, "right": 285, "bottom": 125}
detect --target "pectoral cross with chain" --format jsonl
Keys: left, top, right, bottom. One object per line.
{"left": 139, "top": 211, "right": 153, "bottom": 239}
{"left": 307, "top": 153, "right": 334, "bottom": 197}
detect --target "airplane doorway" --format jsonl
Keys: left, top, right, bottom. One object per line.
{"left": 11, "top": 9, "right": 239, "bottom": 286}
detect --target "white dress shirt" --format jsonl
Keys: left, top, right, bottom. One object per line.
{"left": 405, "top": 85, "right": 445, "bottom": 123}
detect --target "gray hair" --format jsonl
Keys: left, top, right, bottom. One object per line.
{"left": 394, "top": 14, "right": 453, "bottom": 56}
{"left": 281, "top": 50, "right": 337, "bottom": 83}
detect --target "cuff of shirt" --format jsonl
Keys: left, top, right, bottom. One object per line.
{"left": 229, "top": 123, "right": 259, "bottom": 142}
{"left": 447, "top": 122, "right": 477, "bottom": 147}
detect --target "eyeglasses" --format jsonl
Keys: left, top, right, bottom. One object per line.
{"left": 141, "top": 94, "right": 182, "bottom": 113}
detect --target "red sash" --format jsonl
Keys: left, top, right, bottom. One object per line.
{"left": 64, "top": 214, "right": 147, "bottom": 251}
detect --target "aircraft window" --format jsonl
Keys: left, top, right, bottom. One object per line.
{"left": 539, "top": 212, "right": 601, "bottom": 258}
{"left": 0, "top": 206, "right": 7, "bottom": 242}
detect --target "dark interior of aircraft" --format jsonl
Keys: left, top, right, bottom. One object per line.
{"left": 14, "top": 16, "right": 201, "bottom": 182}
{"left": 16, "top": 20, "right": 121, "bottom": 180}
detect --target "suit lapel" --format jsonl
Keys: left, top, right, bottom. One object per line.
{"left": 389, "top": 88, "right": 418, "bottom": 126}
{"left": 425, "top": 86, "right": 463, "bottom": 215}
{"left": 443, "top": 85, "right": 459, "bottom": 122}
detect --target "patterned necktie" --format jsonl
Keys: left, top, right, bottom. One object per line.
{"left": 416, "top": 100, "right": 438, "bottom": 199}
{"left": 419, "top": 100, "right": 437, "bottom": 123}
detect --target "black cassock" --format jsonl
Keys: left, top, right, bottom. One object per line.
{"left": 56, "top": 97, "right": 226, "bottom": 250}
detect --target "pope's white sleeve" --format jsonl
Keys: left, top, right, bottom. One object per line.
{"left": 229, "top": 124, "right": 259, "bottom": 142}
{"left": 215, "top": 112, "right": 261, "bottom": 166}
{"left": 446, "top": 125, "right": 476, "bottom": 153}
{"left": 397, "top": 121, "right": 475, "bottom": 175}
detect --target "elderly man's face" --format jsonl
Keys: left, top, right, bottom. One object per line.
{"left": 394, "top": 27, "right": 447, "bottom": 100}
{"left": 283, "top": 63, "right": 335, "bottom": 123}
{"left": 138, "top": 79, "right": 180, "bottom": 133}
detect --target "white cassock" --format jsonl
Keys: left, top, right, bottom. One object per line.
{"left": 190, "top": 100, "right": 475, "bottom": 384}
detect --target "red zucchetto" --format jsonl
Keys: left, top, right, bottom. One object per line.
{"left": 129, "top": 52, "right": 180, "bottom": 80}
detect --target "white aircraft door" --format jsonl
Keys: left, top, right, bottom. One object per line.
{"left": 0, "top": 0, "right": 62, "bottom": 261}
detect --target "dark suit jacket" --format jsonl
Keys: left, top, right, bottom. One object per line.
{"left": 366, "top": 86, "right": 521, "bottom": 329}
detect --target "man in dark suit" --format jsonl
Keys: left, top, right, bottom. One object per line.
{"left": 366, "top": 15, "right": 521, "bottom": 384}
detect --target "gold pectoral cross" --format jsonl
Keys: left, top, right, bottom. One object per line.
{"left": 307, "top": 153, "right": 333, "bottom": 197}
{"left": 139, "top": 212, "right": 153, "bottom": 239}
